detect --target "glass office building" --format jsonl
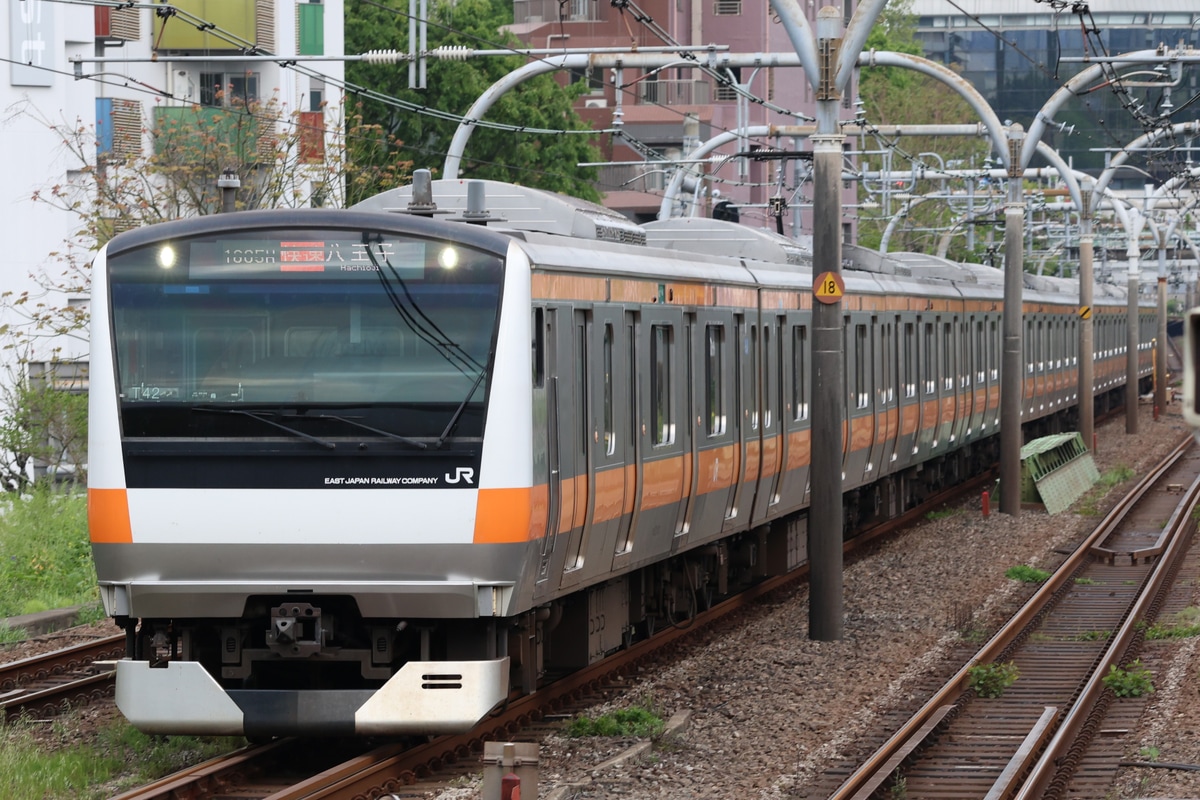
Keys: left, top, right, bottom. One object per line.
{"left": 910, "top": 2, "right": 1200, "bottom": 178}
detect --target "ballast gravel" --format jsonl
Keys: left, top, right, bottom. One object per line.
{"left": 435, "top": 401, "right": 1199, "bottom": 800}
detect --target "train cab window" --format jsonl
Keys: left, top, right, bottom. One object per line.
{"left": 533, "top": 308, "right": 545, "bottom": 388}
{"left": 903, "top": 322, "right": 916, "bottom": 399}
{"left": 651, "top": 324, "right": 673, "bottom": 446}
{"left": 792, "top": 325, "right": 809, "bottom": 421}
{"left": 705, "top": 324, "right": 725, "bottom": 436}
{"left": 603, "top": 323, "right": 615, "bottom": 456}
{"left": 854, "top": 324, "right": 869, "bottom": 409}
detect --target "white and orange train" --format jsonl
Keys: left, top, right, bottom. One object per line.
{"left": 88, "top": 178, "right": 1154, "bottom": 737}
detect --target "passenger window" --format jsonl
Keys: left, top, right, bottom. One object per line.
{"left": 651, "top": 324, "right": 673, "bottom": 446}
{"left": 603, "top": 323, "right": 614, "bottom": 455}
{"left": 705, "top": 324, "right": 725, "bottom": 436}
{"left": 792, "top": 325, "right": 808, "bottom": 421}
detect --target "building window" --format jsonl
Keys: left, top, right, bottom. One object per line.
{"left": 298, "top": 0, "right": 324, "bottom": 56}
{"left": 714, "top": 67, "right": 741, "bottom": 102}
{"left": 200, "top": 72, "right": 259, "bottom": 107}
{"left": 96, "top": 98, "right": 143, "bottom": 159}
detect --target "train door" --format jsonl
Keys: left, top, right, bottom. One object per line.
{"left": 532, "top": 306, "right": 580, "bottom": 597}
{"left": 969, "top": 317, "right": 986, "bottom": 440}
{"left": 935, "top": 318, "right": 955, "bottom": 454}
{"left": 611, "top": 310, "right": 641, "bottom": 572}
{"left": 951, "top": 316, "right": 969, "bottom": 447}
{"left": 671, "top": 313, "right": 696, "bottom": 548}
{"left": 555, "top": 309, "right": 593, "bottom": 590}
{"left": 845, "top": 316, "right": 873, "bottom": 485}
{"left": 533, "top": 306, "right": 555, "bottom": 597}
{"left": 750, "top": 316, "right": 783, "bottom": 526}
{"left": 689, "top": 310, "right": 737, "bottom": 538}
{"left": 917, "top": 318, "right": 938, "bottom": 456}
{"left": 722, "top": 313, "right": 751, "bottom": 533}
{"left": 777, "top": 313, "right": 811, "bottom": 515}
{"left": 895, "top": 318, "right": 919, "bottom": 471}
{"left": 984, "top": 316, "right": 1003, "bottom": 434}
{"left": 869, "top": 317, "right": 897, "bottom": 481}
{"left": 562, "top": 305, "right": 629, "bottom": 587}
{"left": 636, "top": 307, "right": 687, "bottom": 556}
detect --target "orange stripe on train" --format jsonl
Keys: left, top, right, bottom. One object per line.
{"left": 88, "top": 488, "right": 133, "bottom": 544}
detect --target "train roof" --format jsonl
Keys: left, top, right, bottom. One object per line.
{"left": 641, "top": 218, "right": 812, "bottom": 268}
{"left": 351, "top": 178, "right": 648, "bottom": 246}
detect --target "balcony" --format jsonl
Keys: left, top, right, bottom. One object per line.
{"left": 153, "top": 106, "right": 263, "bottom": 164}
{"left": 638, "top": 80, "right": 711, "bottom": 106}
{"left": 513, "top": 0, "right": 599, "bottom": 24}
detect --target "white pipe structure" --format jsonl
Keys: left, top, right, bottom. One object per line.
{"left": 656, "top": 50, "right": 1010, "bottom": 217}
{"left": 442, "top": 49, "right": 790, "bottom": 178}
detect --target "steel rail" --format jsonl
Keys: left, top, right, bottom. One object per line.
{"left": 1013, "top": 462, "right": 1200, "bottom": 798}
{"left": 828, "top": 434, "right": 1194, "bottom": 800}
{"left": 0, "top": 633, "right": 125, "bottom": 719}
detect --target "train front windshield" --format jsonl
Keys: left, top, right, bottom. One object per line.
{"left": 107, "top": 229, "right": 504, "bottom": 442}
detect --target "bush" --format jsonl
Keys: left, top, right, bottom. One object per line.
{"left": 0, "top": 485, "right": 96, "bottom": 617}
{"left": 1103, "top": 660, "right": 1154, "bottom": 698}
{"left": 566, "top": 705, "right": 665, "bottom": 738}
{"left": 968, "top": 661, "right": 1020, "bottom": 698}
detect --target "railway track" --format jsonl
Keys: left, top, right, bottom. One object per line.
{"left": 104, "top": 469, "right": 997, "bottom": 800}
{"left": 0, "top": 633, "right": 124, "bottom": 721}
{"left": 827, "top": 436, "right": 1200, "bottom": 800}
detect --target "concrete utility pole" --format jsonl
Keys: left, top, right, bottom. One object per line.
{"left": 1078, "top": 185, "right": 1095, "bottom": 451}
{"left": 773, "top": 0, "right": 889, "bottom": 641}
{"left": 1126, "top": 195, "right": 1148, "bottom": 435}
{"left": 999, "top": 124, "right": 1026, "bottom": 516}
{"left": 218, "top": 170, "right": 240, "bottom": 214}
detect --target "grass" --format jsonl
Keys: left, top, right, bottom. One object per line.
{"left": 1005, "top": 565, "right": 1051, "bottom": 583}
{"left": 1146, "top": 607, "right": 1200, "bottom": 640}
{"left": 566, "top": 702, "right": 666, "bottom": 738}
{"left": 0, "top": 718, "right": 242, "bottom": 800}
{"left": 0, "top": 485, "right": 99, "bottom": 618}
{"left": 1077, "top": 464, "right": 1136, "bottom": 516}
{"left": 0, "top": 486, "right": 249, "bottom": 795}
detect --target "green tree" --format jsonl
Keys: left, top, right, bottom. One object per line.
{"left": 0, "top": 357, "right": 87, "bottom": 492}
{"left": 856, "top": 0, "right": 993, "bottom": 260}
{"left": 8, "top": 98, "right": 409, "bottom": 487}
{"left": 346, "top": 0, "right": 602, "bottom": 202}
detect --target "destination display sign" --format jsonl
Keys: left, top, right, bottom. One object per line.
{"left": 186, "top": 238, "right": 428, "bottom": 280}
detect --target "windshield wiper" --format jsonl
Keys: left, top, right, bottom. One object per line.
{"left": 193, "top": 407, "right": 336, "bottom": 450}
{"left": 290, "top": 413, "right": 427, "bottom": 450}
{"left": 436, "top": 370, "right": 486, "bottom": 449}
